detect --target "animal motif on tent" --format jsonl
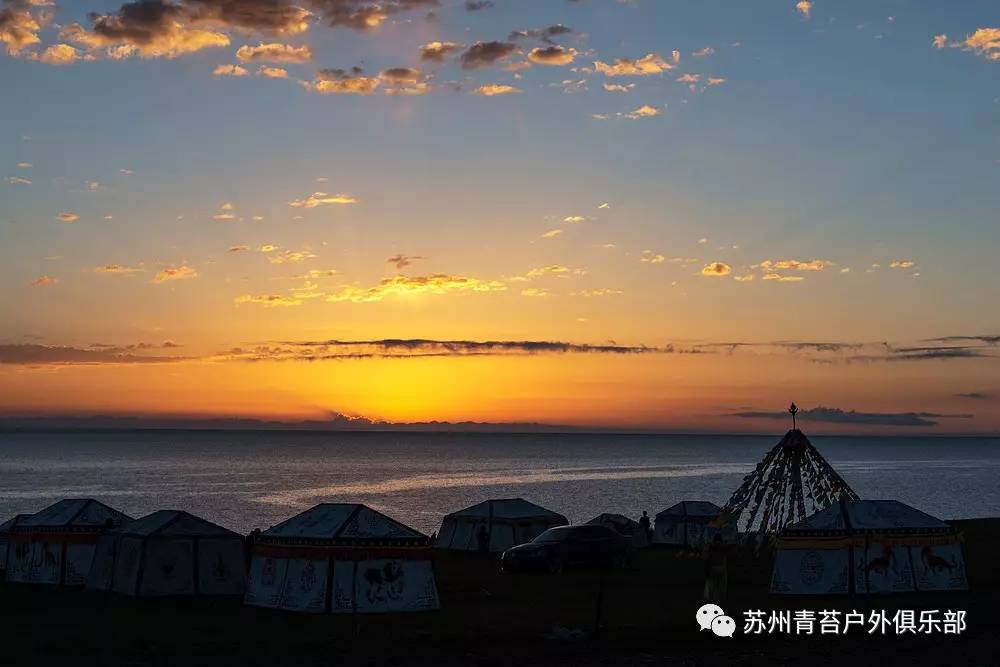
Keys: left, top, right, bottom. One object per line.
{"left": 364, "top": 561, "right": 405, "bottom": 604}
{"left": 717, "top": 414, "right": 859, "bottom": 542}
{"left": 921, "top": 547, "right": 957, "bottom": 576}
{"left": 211, "top": 552, "right": 229, "bottom": 583}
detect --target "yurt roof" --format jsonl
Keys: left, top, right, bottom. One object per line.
{"left": 0, "top": 514, "right": 31, "bottom": 534}
{"left": 656, "top": 501, "right": 721, "bottom": 518}
{"left": 445, "top": 498, "right": 567, "bottom": 522}
{"left": 262, "top": 503, "right": 426, "bottom": 541}
{"left": 784, "top": 500, "right": 951, "bottom": 535}
{"left": 115, "top": 510, "right": 239, "bottom": 538}
{"left": 16, "top": 499, "right": 132, "bottom": 530}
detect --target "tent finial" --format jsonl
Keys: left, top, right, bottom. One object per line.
{"left": 789, "top": 402, "right": 798, "bottom": 430}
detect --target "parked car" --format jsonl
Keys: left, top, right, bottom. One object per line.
{"left": 500, "top": 524, "right": 631, "bottom": 574}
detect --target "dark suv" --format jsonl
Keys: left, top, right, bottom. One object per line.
{"left": 500, "top": 524, "right": 631, "bottom": 573}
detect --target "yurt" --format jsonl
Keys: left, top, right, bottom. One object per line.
{"left": 0, "top": 514, "right": 30, "bottom": 574}
{"left": 245, "top": 503, "right": 439, "bottom": 614}
{"left": 717, "top": 420, "right": 859, "bottom": 542}
{"left": 771, "top": 499, "right": 969, "bottom": 595}
{"left": 5, "top": 499, "right": 132, "bottom": 586}
{"left": 87, "top": 510, "right": 246, "bottom": 597}
{"left": 435, "top": 498, "right": 568, "bottom": 552}
{"left": 653, "top": 502, "right": 736, "bottom": 547}
{"left": 587, "top": 513, "right": 649, "bottom": 548}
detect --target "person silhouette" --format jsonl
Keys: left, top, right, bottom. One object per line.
{"left": 638, "top": 511, "right": 651, "bottom": 541}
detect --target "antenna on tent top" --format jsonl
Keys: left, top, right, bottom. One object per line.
{"left": 789, "top": 402, "right": 798, "bottom": 430}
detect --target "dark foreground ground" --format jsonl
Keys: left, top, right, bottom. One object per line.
{"left": 2, "top": 519, "right": 997, "bottom": 667}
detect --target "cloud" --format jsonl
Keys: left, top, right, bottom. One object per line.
{"left": 692, "top": 46, "right": 714, "bottom": 57}
{"left": 734, "top": 274, "right": 755, "bottom": 282}
{"left": 594, "top": 53, "right": 672, "bottom": 76}
{"left": 324, "top": 274, "right": 507, "bottom": 302}
{"left": 923, "top": 335, "right": 1000, "bottom": 346}
{"left": 17, "top": 162, "right": 31, "bottom": 168}
{"left": 311, "top": 0, "right": 436, "bottom": 30}
{"left": 508, "top": 24, "right": 572, "bottom": 44}
{"left": 269, "top": 249, "right": 317, "bottom": 264}
{"left": 7, "top": 176, "right": 31, "bottom": 185}
{"left": 520, "top": 287, "right": 549, "bottom": 298}
{"left": 0, "top": 0, "right": 48, "bottom": 56}
{"left": 572, "top": 289, "right": 622, "bottom": 297}
{"left": 640, "top": 251, "right": 665, "bottom": 264}
{"left": 213, "top": 63, "right": 248, "bottom": 76}
{"left": 624, "top": 104, "right": 660, "bottom": 119}
{"left": 36, "top": 43, "right": 82, "bottom": 65}
{"left": 234, "top": 294, "right": 302, "bottom": 307}
{"left": 228, "top": 244, "right": 249, "bottom": 252}
{"left": 522, "top": 265, "right": 571, "bottom": 279}
{"left": 379, "top": 66, "right": 429, "bottom": 94}
{"left": 464, "top": 0, "right": 493, "bottom": 10}
{"left": 387, "top": 254, "right": 424, "bottom": 269}
{"left": 29, "top": 275, "right": 57, "bottom": 287}
{"left": 959, "top": 28, "right": 1000, "bottom": 61}
{"left": 706, "top": 77, "right": 726, "bottom": 86}
{"left": 676, "top": 73, "right": 699, "bottom": 83}
{"left": 956, "top": 392, "right": 993, "bottom": 400}
{"left": 701, "top": 261, "right": 731, "bottom": 276}
{"left": 528, "top": 45, "right": 576, "bottom": 66}
{"left": 603, "top": 83, "right": 634, "bottom": 93}
{"left": 56, "top": 212, "right": 78, "bottom": 223}
{"left": 419, "top": 40, "right": 461, "bottom": 62}
{"left": 761, "top": 272, "right": 804, "bottom": 282}
{"left": 756, "top": 259, "right": 833, "bottom": 272}
{"left": 152, "top": 265, "right": 197, "bottom": 283}
{"left": 303, "top": 67, "right": 380, "bottom": 94}
{"left": 472, "top": 84, "right": 520, "bottom": 96}
{"left": 0, "top": 343, "right": 188, "bottom": 365}
{"left": 232, "top": 338, "right": 678, "bottom": 361}
{"left": 729, "top": 405, "right": 971, "bottom": 427}
{"left": 795, "top": 1, "right": 812, "bottom": 20}
{"left": 541, "top": 229, "right": 562, "bottom": 239}
{"left": 235, "top": 41, "right": 311, "bottom": 63}
{"left": 933, "top": 34, "right": 948, "bottom": 49}
{"left": 95, "top": 264, "right": 143, "bottom": 275}
{"left": 562, "top": 215, "right": 588, "bottom": 223}
{"left": 460, "top": 41, "right": 519, "bottom": 69}
{"left": 256, "top": 64, "right": 287, "bottom": 78}
{"left": 849, "top": 345, "right": 992, "bottom": 362}
{"left": 889, "top": 259, "right": 915, "bottom": 269}
{"left": 288, "top": 191, "right": 358, "bottom": 207}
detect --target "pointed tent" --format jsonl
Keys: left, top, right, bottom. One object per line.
{"left": 245, "top": 503, "right": 439, "bottom": 614}
{"left": 653, "top": 501, "right": 736, "bottom": 547}
{"left": 5, "top": 499, "right": 132, "bottom": 586}
{"left": 771, "top": 499, "right": 969, "bottom": 594}
{"left": 87, "top": 510, "right": 246, "bottom": 597}
{"left": 0, "top": 514, "right": 31, "bottom": 573}
{"left": 586, "top": 513, "right": 649, "bottom": 548}
{"left": 435, "top": 498, "right": 568, "bottom": 552}
{"left": 716, "top": 429, "right": 859, "bottom": 542}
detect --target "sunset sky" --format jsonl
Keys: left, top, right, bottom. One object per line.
{"left": 1, "top": 0, "right": 998, "bottom": 433}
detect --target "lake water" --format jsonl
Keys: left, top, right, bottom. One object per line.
{"left": 1, "top": 431, "right": 998, "bottom": 535}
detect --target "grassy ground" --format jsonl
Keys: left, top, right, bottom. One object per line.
{"left": 1, "top": 518, "right": 994, "bottom": 666}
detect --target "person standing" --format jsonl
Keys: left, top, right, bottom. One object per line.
{"left": 638, "top": 511, "right": 652, "bottom": 542}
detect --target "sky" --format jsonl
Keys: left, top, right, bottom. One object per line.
{"left": 1, "top": 0, "right": 998, "bottom": 433}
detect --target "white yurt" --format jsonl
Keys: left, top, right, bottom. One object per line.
{"left": 245, "top": 503, "right": 439, "bottom": 614}
{"left": 435, "top": 498, "right": 568, "bottom": 552}
{"left": 87, "top": 510, "right": 246, "bottom": 597}
{"left": 0, "top": 514, "right": 31, "bottom": 573}
{"left": 4, "top": 499, "right": 132, "bottom": 586}
{"left": 771, "top": 499, "right": 969, "bottom": 595}
{"left": 586, "top": 513, "right": 649, "bottom": 548}
{"left": 653, "top": 501, "right": 735, "bottom": 547}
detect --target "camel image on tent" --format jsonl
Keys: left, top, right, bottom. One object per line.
{"left": 586, "top": 513, "right": 650, "bottom": 548}
{"left": 771, "top": 499, "right": 969, "bottom": 594}
{"left": 245, "top": 503, "right": 439, "bottom": 614}
{"left": 652, "top": 502, "right": 736, "bottom": 547}
{"left": 435, "top": 498, "right": 569, "bottom": 552}
{"left": 4, "top": 499, "right": 132, "bottom": 586}
{"left": 86, "top": 510, "right": 246, "bottom": 597}
{"left": 0, "top": 514, "right": 31, "bottom": 574}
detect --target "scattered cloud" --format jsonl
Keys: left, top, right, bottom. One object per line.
{"left": 16, "top": 162, "right": 31, "bottom": 168}
{"left": 29, "top": 275, "right": 57, "bottom": 287}
{"left": 213, "top": 63, "right": 248, "bottom": 76}
{"left": 706, "top": 77, "right": 726, "bottom": 86}
{"left": 562, "top": 215, "right": 589, "bottom": 223}
{"left": 541, "top": 229, "right": 563, "bottom": 239}
{"left": 256, "top": 65, "right": 288, "bottom": 78}
{"left": 228, "top": 245, "right": 249, "bottom": 253}
{"left": 795, "top": 1, "right": 812, "bottom": 20}
{"left": 303, "top": 67, "right": 380, "bottom": 95}
{"left": 234, "top": 294, "right": 302, "bottom": 307}
{"left": 0, "top": 343, "right": 187, "bottom": 366}
{"left": 692, "top": 46, "right": 714, "bottom": 57}
{"left": 465, "top": 0, "right": 494, "bottom": 11}
{"left": 959, "top": 28, "right": 1000, "bottom": 62}
{"left": 734, "top": 274, "right": 755, "bottom": 282}
{"left": 56, "top": 212, "right": 78, "bottom": 223}
{"left": 269, "top": 249, "right": 317, "bottom": 264}
{"left": 36, "top": 43, "right": 82, "bottom": 65}
{"left": 603, "top": 83, "right": 634, "bottom": 93}
{"left": 520, "top": 287, "right": 549, "bottom": 298}
{"left": 472, "top": 84, "right": 520, "bottom": 96}
{"left": 701, "top": 261, "right": 731, "bottom": 276}
{"left": 152, "top": 265, "right": 197, "bottom": 283}
{"left": 528, "top": 45, "right": 576, "bottom": 66}
{"left": 890, "top": 260, "right": 916, "bottom": 269}
{"left": 420, "top": 40, "right": 461, "bottom": 62}
{"left": 324, "top": 274, "right": 507, "bottom": 303}
{"left": 594, "top": 53, "right": 672, "bottom": 76}
{"left": 387, "top": 254, "right": 424, "bottom": 269}
{"left": 94, "top": 264, "right": 143, "bottom": 275}
{"left": 933, "top": 34, "right": 948, "bottom": 49}
{"left": 288, "top": 191, "right": 358, "bottom": 207}
{"left": 6, "top": 176, "right": 31, "bottom": 185}
{"left": 0, "top": 0, "right": 48, "bottom": 56}
{"left": 756, "top": 259, "right": 833, "bottom": 272}
{"left": 640, "top": 251, "right": 665, "bottom": 264}
{"left": 461, "top": 41, "right": 519, "bottom": 69}
{"left": 761, "top": 272, "right": 804, "bottom": 282}
{"left": 956, "top": 392, "right": 993, "bottom": 400}
{"left": 236, "top": 42, "right": 311, "bottom": 64}
{"left": 624, "top": 104, "right": 660, "bottom": 119}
